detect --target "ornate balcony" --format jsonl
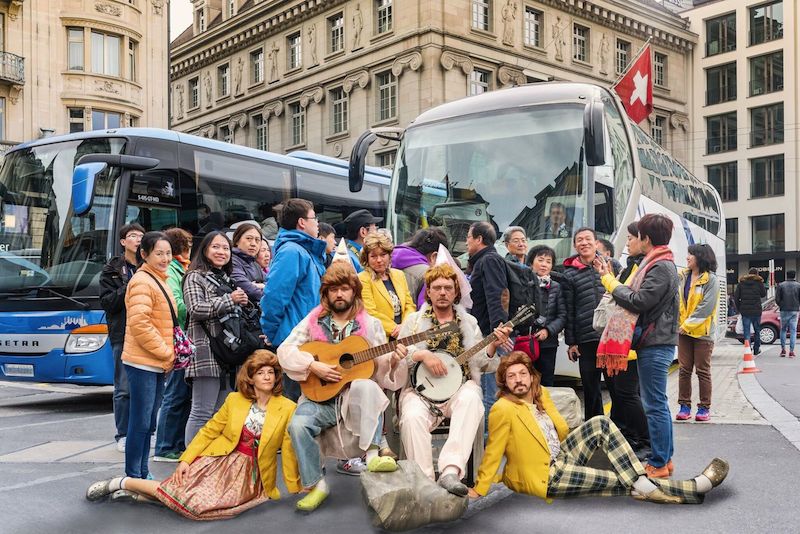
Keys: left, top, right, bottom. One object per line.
{"left": 0, "top": 52, "right": 24, "bottom": 85}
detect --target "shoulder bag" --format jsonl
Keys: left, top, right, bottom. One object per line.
{"left": 144, "top": 271, "right": 194, "bottom": 370}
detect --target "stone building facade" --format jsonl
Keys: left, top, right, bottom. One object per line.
{"left": 0, "top": 0, "right": 169, "bottom": 152}
{"left": 170, "top": 0, "right": 697, "bottom": 168}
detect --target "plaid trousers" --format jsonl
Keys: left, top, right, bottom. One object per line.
{"left": 547, "top": 416, "right": 703, "bottom": 504}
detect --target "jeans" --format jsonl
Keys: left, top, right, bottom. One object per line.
{"left": 288, "top": 396, "right": 383, "bottom": 488}
{"left": 480, "top": 373, "right": 497, "bottom": 430}
{"left": 636, "top": 345, "right": 675, "bottom": 468}
{"left": 155, "top": 368, "right": 192, "bottom": 455}
{"left": 780, "top": 311, "right": 798, "bottom": 352}
{"left": 534, "top": 346, "right": 558, "bottom": 387}
{"left": 741, "top": 315, "right": 762, "bottom": 353}
{"left": 283, "top": 376, "right": 301, "bottom": 403}
{"left": 112, "top": 343, "right": 129, "bottom": 441}
{"left": 605, "top": 359, "right": 650, "bottom": 450}
{"left": 124, "top": 365, "right": 165, "bottom": 479}
{"left": 184, "top": 376, "right": 231, "bottom": 445}
{"left": 578, "top": 341, "right": 605, "bottom": 421}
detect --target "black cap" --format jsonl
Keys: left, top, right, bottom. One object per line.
{"left": 343, "top": 209, "right": 383, "bottom": 232}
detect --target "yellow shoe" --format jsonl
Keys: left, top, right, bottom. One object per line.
{"left": 296, "top": 487, "right": 329, "bottom": 513}
{"left": 367, "top": 456, "right": 397, "bottom": 473}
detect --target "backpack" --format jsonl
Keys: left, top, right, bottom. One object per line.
{"left": 504, "top": 259, "right": 543, "bottom": 329}
{"left": 199, "top": 272, "right": 265, "bottom": 370}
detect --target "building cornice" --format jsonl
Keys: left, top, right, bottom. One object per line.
{"left": 170, "top": 0, "right": 348, "bottom": 79}
{"left": 60, "top": 16, "right": 143, "bottom": 40}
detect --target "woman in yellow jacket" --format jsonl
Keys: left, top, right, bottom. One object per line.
{"left": 676, "top": 244, "right": 719, "bottom": 422}
{"left": 469, "top": 352, "right": 727, "bottom": 504}
{"left": 121, "top": 231, "right": 176, "bottom": 480}
{"left": 87, "top": 350, "right": 301, "bottom": 520}
{"left": 358, "top": 232, "right": 416, "bottom": 339}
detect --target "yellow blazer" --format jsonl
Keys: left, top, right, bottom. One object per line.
{"left": 474, "top": 388, "right": 569, "bottom": 499}
{"left": 359, "top": 268, "right": 416, "bottom": 336}
{"left": 180, "top": 392, "right": 301, "bottom": 499}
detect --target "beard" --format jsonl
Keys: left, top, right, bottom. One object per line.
{"left": 510, "top": 382, "right": 531, "bottom": 398}
{"left": 330, "top": 297, "right": 354, "bottom": 313}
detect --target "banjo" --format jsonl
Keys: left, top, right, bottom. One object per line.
{"left": 410, "top": 304, "right": 537, "bottom": 403}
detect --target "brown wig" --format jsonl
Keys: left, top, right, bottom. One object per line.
{"left": 423, "top": 264, "right": 461, "bottom": 305}
{"left": 164, "top": 227, "right": 192, "bottom": 256}
{"left": 359, "top": 232, "right": 394, "bottom": 275}
{"left": 495, "top": 351, "right": 544, "bottom": 411}
{"left": 319, "top": 262, "right": 364, "bottom": 318}
{"left": 236, "top": 350, "right": 283, "bottom": 400}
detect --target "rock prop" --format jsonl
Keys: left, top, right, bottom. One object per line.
{"left": 548, "top": 386, "right": 584, "bottom": 429}
{"left": 361, "top": 460, "right": 468, "bottom": 531}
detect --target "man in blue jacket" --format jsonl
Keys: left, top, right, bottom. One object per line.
{"left": 260, "top": 198, "right": 327, "bottom": 401}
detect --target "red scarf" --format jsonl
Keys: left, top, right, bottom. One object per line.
{"left": 596, "top": 245, "right": 674, "bottom": 376}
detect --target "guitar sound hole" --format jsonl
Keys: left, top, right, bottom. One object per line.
{"left": 339, "top": 353, "right": 355, "bottom": 370}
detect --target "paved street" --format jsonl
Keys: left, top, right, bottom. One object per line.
{"left": 1, "top": 339, "right": 799, "bottom": 534}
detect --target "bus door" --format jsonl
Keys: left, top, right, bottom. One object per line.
{"left": 126, "top": 138, "right": 182, "bottom": 233}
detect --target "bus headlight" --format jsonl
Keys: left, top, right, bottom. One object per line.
{"left": 65, "top": 325, "right": 109, "bottom": 354}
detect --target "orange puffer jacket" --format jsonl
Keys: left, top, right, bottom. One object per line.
{"left": 121, "top": 263, "right": 176, "bottom": 372}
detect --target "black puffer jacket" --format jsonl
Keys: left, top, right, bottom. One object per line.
{"left": 467, "top": 246, "right": 509, "bottom": 336}
{"left": 609, "top": 257, "right": 680, "bottom": 348}
{"left": 562, "top": 255, "right": 605, "bottom": 346}
{"left": 735, "top": 274, "right": 766, "bottom": 317}
{"left": 538, "top": 276, "right": 567, "bottom": 348}
{"left": 99, "top": 256, "right": 136, "bottom": 346}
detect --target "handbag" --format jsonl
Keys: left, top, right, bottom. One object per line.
{"left": 593, "top": 292, "right": 617, "bottom": 332}
{"left": 513, "top": 333, "right": 540, "bottom": 363}
{"left": 145, "top": 271, "right": 195, "bottom": 370}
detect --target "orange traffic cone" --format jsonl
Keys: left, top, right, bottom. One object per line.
{"left": 738, "top": 340, "right": 761, "bottom": 374}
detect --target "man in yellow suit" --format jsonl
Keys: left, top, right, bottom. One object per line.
{"left": 468, "top": 352, "right": 729, "bottom": 505}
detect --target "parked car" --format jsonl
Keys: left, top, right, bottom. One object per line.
{"left": 726, "top": 297, "right": 800, "bottom": 345}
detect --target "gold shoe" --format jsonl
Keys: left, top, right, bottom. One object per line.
{"left": 701, "top": 458, "right": 729, "bottom": 488}
{"left": 379, "top": 447, "right": 398, "bottom": 460}
{"left": 632, "top": 487, "right": 683, "bottom": 504}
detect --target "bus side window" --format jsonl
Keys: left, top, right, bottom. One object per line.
{"left": 295, "top": 169, "right": 386, "bottom": 230}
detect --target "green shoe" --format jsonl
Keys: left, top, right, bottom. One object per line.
{"left": 296, "top": 487, "right": 329, "bottom": 513}
{"left": 367, "top": 456, "right": 397, "bottom": 473}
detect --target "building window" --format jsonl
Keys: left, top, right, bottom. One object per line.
{"left": 377, "top": 150, "right": 396, "bottom": 169}
{"left": 330, "top": 87, "right": 348, "bottom": 135}
{"left": 573, "top": 24, "right": 589, "bottom": 63}
{"left": 706, "top": 12, "right": 736, "bottom": 56}
{"left": 751, "top": 213, "right": 784, "bottom": 253}
{"left": 91, "top": 31, "right": 121, "bottom": 76}
{"left": 472, "top": 0, "right": 490, "bottom": 31}
{"left": 226, "top": 0, "right": 236, "bottom": 19}
{"left": 220, "top": 125, "right": 233, "bottom": 143}
{"left": 706, "top": 112, "right": 737, "bottom": 153}
{"left": 376, "top": 70, "right": 397, "bottom": 121}
{"left": 217, "top": 64, "right": 230, "bottom": 97}
{"left": 289, "top": 103, "right": 305, "bottom": 146}
{"left": 376, "top": 0, "right": 393, "bottom": 34}
{"left": 616, "top": 40, "right": 630, "bottom": 74}
{"left": 706, "top": 62, "right": 737, "bottom": 105}
{"left": 197, "top": 9, "right": 206, "bottom": 32}
{"left": 68, "top": 108, "right": 85, "bottom": 133}
{"left": 653, "top": 52, "right": 667, "bottom": 87}
{"left": 92, "top": 110, "right": 121, "bottom": 130}
{"left": 707, "top": 162, "right": 738, "bottom": 202}
{"left": 0, "top": 97, "right": 5, "bottom": 140}
{"left": 725, "top": 218, "right": 738, "bottom": 254}
{"left": 128, "top": 40, "right": 137, "bottom": 81}
{"left": 524, "top": 7, "right": 542, "bottom": 47}
{"left": 751, "top": 103, "right": 783, "bottom": 147}
{"left": 188, "top": 77, "right": 199, "bottom": 109}
{"left": 750, "top": 51, "right": 783, "bottom": 96}
{"left": 469, "top": 69, "right": 491, "bottom": 96}
{"left": 751, "top": 155, "right": 784, "bottom": 198}
{"left": 328, "top": 13, "right": 344, "bottom": 54}
{"left": 250, "top": 48, "right": 264, "bottom": 84}
{"left": 287, "top": 32, "right": 302, "bottom": 70}
{"left": 254, "top": 115, "right": 268, "bottom": 151}
{"left": 651, "top": 115, "right": 665, "bottom": 146}
{"left": 750, "top": 0, "right": 783, "bottom": 45}
{"left": 68, "top": 28, "right": 84, "bottom": 71}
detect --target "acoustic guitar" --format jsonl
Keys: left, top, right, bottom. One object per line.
{"left": 299, "top": 322, "right": 460, "bottom": 402}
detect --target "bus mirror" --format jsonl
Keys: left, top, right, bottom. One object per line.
{"left": 349, "top": 131, "right": 377, "bottom": 192}
{"left": 583, "top": 100, "right": 606, "bottom": 167}
{"left": 72, "top": 162, "right": 108, "bottom": 217}
{"left": 76, "top": 154, "right": 159, "bottom": 170}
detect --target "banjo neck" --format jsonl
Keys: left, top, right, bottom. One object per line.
{"left": 453, "top": 305, "right": 536, "bottom": 366}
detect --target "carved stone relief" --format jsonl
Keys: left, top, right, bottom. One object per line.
{"left": 498, "top": 66, "right": 526, "bottom": 87}
{"left": 95, "top": 3, "right": 122, "bottom": 17}
{"left": 501, "top": 0, "right": 517, "bottom": 46}
{"left": 299, "top": 87, "right": 324, "bottom": 108}
{"left": 598, "top": 33, "right": 611, "bottom": 75}
{"left": 342, "top": 70, "right": 369, "bottom": 93}
{"left": 440, "top": 51, "right": 474, "bottom": 75}
{"left": 392, "top": 51, "right": 422, "bottom": 77}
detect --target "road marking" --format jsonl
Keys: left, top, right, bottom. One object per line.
{"left": 0, "top": 464, "right": 123, "bottom": 493}
{"left": 0, "top": 412, "right": 110, "bottom": 431}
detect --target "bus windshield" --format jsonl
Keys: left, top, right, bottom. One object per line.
{"left": 390, "top": 104, "right": 588, "bottom": 260}
{"left": 0, "top": 137, "right": 125, "bottom": 297}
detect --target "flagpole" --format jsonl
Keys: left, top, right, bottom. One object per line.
{"left": 611, "top": 36, "right": 653, "bottom": 88}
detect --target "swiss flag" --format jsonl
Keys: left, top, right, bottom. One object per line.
{"left": 612, "top": 45, "right": 653, "bottom": 124}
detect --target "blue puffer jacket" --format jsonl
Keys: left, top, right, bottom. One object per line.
{"left": 259, "top": 229, "right": 327, "bottom": 347}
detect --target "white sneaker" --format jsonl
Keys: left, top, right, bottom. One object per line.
{"left": 336, "top": 457, "right": 366, "bottom": 476}
{"left": 116, "top": 437, "right": 126, "bottom": 453}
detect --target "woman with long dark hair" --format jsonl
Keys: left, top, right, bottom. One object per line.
{"left": 183, "top": 231, "right": 249, "bottom": 443}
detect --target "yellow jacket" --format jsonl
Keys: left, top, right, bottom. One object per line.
{"left": 678, "top": 270, "right": 719, "bottom": 340}
{"left": 122, "top": 263, "right": 176, "bottom": 372}
{"left": 474, "top": 388, "right": 569, "bottom": 499}
{"left": 180, "top": 392, "right": 301, "bottom": 499}
{"left": 358, "top": 268, "right": 416, "bottom": 337}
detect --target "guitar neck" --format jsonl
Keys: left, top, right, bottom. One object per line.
{"left": 352, "top": 330, "right": 437, "bottom": 364}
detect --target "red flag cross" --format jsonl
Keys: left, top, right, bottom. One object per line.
{"left": 612, "top": 44, "right": 653, "bottom": 124}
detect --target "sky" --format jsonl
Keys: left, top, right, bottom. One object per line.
{"left": 170, "top": 0, "right": 194, "bottom": 41}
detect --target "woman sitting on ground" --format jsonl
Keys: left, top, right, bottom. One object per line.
{"left": 86, "top": 350, "right": 300, "bottom": 520}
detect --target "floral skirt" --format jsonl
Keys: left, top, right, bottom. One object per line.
{"left": 156, "top": 451, "right": 268, "bottom": 521}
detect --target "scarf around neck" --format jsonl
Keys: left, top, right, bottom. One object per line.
{"left": 596, "top": 245, "right": 674, "bottom": 376}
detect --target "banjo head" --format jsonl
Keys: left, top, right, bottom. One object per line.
{"left": 412, "top": 351, "right": 464, "bottom": 403}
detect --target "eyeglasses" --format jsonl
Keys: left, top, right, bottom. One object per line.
{"left": 301, "top": 216, "right": 318, "bottom": 221}
{"left": 126, "top": 233, "right": 144, "bottom": 239}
